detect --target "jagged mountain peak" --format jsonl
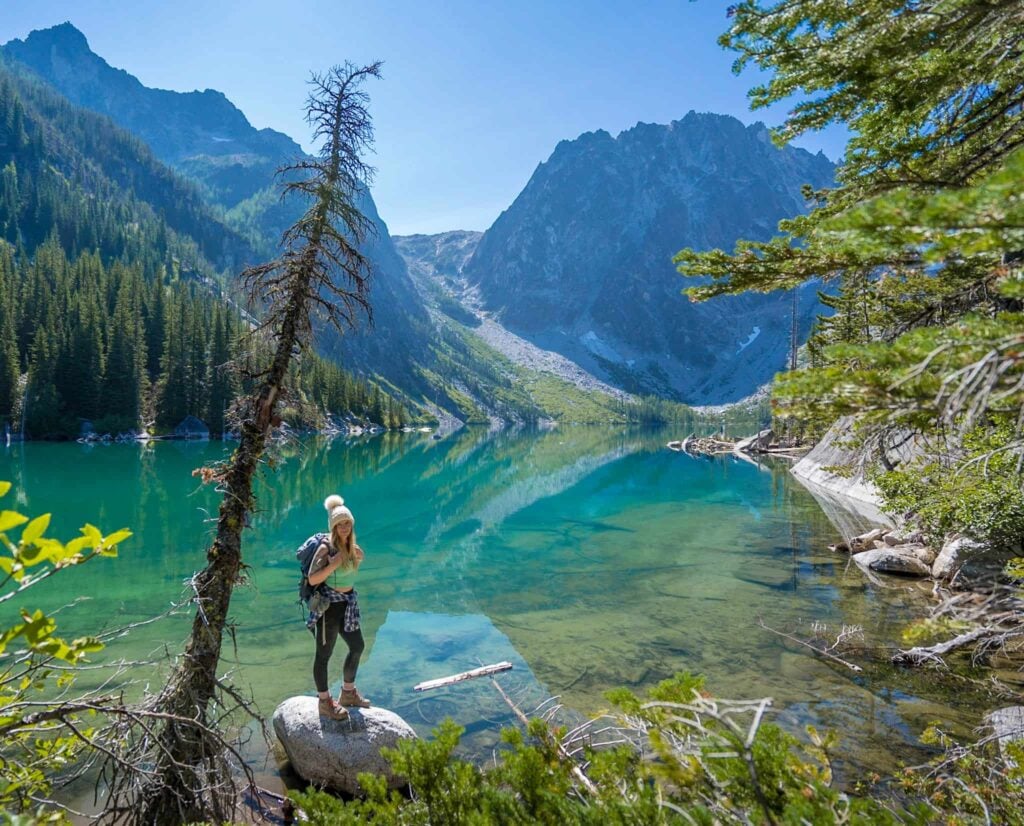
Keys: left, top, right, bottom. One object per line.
{"left": 13, "top": 21, "right": 91, "bottom": 52}
{"left": 551, "top": 112, "right": 829, "bottom": 164}
{"left": 463, "top": 113, "right": 836, "bottom": 405}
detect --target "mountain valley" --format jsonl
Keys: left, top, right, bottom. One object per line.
{"left": 2, "top": 23, "right": 837, "bottom": 427}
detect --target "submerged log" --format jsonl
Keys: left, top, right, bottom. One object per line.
{"left": 413, "top": 661, "right": 513, "bottom": 691}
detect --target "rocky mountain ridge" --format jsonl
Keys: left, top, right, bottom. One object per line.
{"left": 460, "top": 113, "right": 835, "bottom": 404}
{"left": 2, "top": 22, "right": 300, "bottom": 211}
{"left": 5, "top": 23, "right": 833, "bottom": 418}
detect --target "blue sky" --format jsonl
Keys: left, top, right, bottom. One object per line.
{"left": 0, "top": 1, "right": 847, "bottom": 235}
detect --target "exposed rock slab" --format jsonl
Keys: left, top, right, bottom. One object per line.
{"left": 273, "top": 697, "right": 416, "bottom": 795}
{"left": 853, "top": 549, "right": 931, "bottom": 578}
{"left": 932, "top": 534, "right": 987, "bottom": 581}
{"left": 792, "top": 417, "right": 924, "bottom": 507}
{"left": 985, "top": 706, "right": 1024, "bottom": 766}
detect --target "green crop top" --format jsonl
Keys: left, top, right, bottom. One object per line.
{"left": 329, "top": 560, "right": 359, "bottom": 591}
{"left": 315, "top": 542, "right": 360, "bottom": 591}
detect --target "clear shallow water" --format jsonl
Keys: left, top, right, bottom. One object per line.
{"left": 0, "top": 428, "right": 979, "bottom": 791}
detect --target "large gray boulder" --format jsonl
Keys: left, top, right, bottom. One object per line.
{"left": 868, "top": 542, "right": 935, "bottom": 566}
{"left": 932, "top": 534, "right": 987, "bottom": 581}
{"left": 735, "top": 428, "right": 774, "bottom": 454}
{"left": 853, "top": 549, "right": 931, "bottom": 577}
{"left": 273, "top": 696, "right": 417, "bottom": 795}
{"left": 985, "top": 707, "right": 1024, "bottom": 766}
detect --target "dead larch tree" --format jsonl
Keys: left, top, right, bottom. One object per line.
{"left": 102, "top": 61, "right": 382, "bottom": 826}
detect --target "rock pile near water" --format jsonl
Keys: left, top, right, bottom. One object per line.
{"left": 273, "top": 697, "right": 417, "bottom": 795}
{"left": 829, "top": 527, "right": 990, "bottom": 582}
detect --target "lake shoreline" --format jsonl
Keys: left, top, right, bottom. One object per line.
{"left": 2, "top": 429, "right": 992, "bottom": 806}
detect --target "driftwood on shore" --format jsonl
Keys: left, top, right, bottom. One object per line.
{"left": 667, "top": 429, "right": 810, "bottom": 460}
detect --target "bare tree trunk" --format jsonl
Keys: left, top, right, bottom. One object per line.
{"left": 136, "top": 297, "right": 305, "bottom": 824}
{"left": 106, "top": 62, "right": 382, "bottom": 826}
{"left": 789, "top": 286, "right": 799, "bottom": 372}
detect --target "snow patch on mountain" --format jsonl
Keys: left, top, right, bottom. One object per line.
{"left": 580, "top": 331, "right": 624, "bottom": 363}
{"left": 736, "top": 326, "right": 761, "bottom": 354}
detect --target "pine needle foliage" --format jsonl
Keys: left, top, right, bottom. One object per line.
{"left": 674, "top": 0, "right": 1024, "bottom": 543}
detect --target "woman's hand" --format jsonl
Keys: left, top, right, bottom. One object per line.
{"left": 307, "top": 543, "right": 338, "bottom": 587}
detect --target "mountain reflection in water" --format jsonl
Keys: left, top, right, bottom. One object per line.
{"left": 1, "top": 427, "right": 977, "bottom": 780}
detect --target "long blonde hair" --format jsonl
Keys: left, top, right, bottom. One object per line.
{"left": 324, "top": 494, "right": 358, "bottom": 569}
{"left": 330, "top": 521, "right": 359, "bottom": 569}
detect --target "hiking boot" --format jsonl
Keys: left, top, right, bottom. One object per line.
{"left": 339, "top": 687, "right": 371, "bottom": 708}
{"left": 318, "top": 696, "right": 349, "bottom": 721}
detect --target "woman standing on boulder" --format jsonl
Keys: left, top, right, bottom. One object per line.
{"left": 305, "top": 494, "right": 371, "bottom": 720}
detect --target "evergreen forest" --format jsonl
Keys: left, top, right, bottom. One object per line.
{"left": 0, "top": 57, "right": 410, "bottom": 437}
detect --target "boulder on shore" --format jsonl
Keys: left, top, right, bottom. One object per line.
{"left": 853, "top": 549, "right": 932, "bottom": 577}
{"left": 985, "top": 706, "right": 1024, "bottom": 766}
{"left": 273, "top": 696, "right": 417, "bottom": 795}
{"left": 932, "top": 534, "right": 986, "bottom": 581}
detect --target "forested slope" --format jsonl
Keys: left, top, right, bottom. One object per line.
{"left": 0, "top": 56, "right": 407, "bottom": 437}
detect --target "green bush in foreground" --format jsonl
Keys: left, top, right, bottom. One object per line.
{"left": 291, "top": 673, "right": 945, "bottom": 825}
{"left": 0, "top": 481, "right": 131, "bottom": 818}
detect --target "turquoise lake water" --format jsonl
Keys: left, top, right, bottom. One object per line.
{"left": 0, "top": 427, "right": 978, "bottom": 792}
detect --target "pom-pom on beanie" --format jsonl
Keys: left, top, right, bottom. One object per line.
{"left": 324, "top": 494, "right": 354, "bottom": 531}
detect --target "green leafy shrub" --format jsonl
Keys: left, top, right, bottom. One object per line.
{"left": 0, "top": 480, "right": 131, "bottom": 816}
{"left": 291, "top": 673, "right": 921, "bottom": 825}
{"left": 874, "top": 420, "right": 1024, "bottom": 553}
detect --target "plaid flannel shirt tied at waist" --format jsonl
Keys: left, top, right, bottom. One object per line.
{"left": 306, "top": 585, "right": 360, "bottom": 634}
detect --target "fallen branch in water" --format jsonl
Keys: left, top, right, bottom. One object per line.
{"left": 490, "top": 677, "right": 598, "bottom": 796}
{"left": 892, "top": 584, "right": 1024, "bottom": 668}
{"left": 414, "top": 661, "right": 513, "bottom": 691}
{"left": 892, "top": 626, "right": 1002, "bottom": 666}
{"left": 758, "top": 618, "right": 863, "bottom": 673}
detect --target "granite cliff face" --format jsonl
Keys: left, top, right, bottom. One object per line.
{"left": 2, "top": 23, "right": 432, "bottom": 392}
{"left": 393, "top": 231, "right": 483, "bottom": 285}
{"left": 462, "top": 114, "right": 835, "bottom": 404}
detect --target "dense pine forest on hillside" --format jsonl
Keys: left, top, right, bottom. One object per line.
{"left": 0, "top": 57, "right": 410, "bottom": 437}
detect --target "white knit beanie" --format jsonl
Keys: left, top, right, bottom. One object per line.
{"left": 324, "top": 494, "right": 354, "bottom": 531}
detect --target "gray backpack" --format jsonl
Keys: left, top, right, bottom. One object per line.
{"left": 296, "top": 532, "right": 328, "bottom": 603}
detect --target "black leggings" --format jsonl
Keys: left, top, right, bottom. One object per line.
{"left": 311, "top": 601, "right": 365, "bottom": 692}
